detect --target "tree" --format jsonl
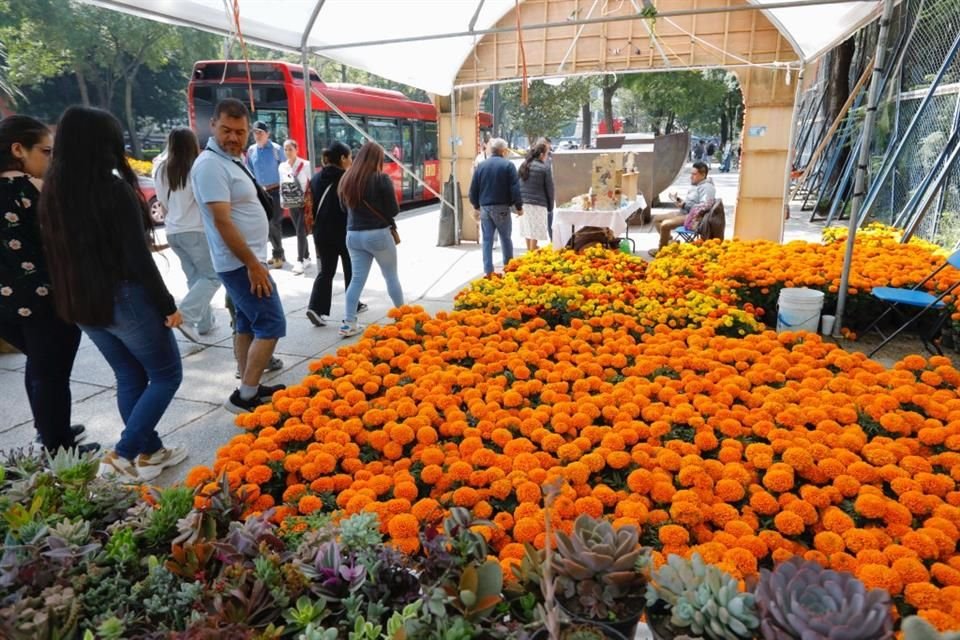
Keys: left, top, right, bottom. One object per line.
{"left": 497, "top": 79, "right": 589, "bottom": 145}
{"left": 621, "top": 70, "right": 740, "bottom": 139}
{"left": 601, "top": 75, "right": 623, "bottom": 134}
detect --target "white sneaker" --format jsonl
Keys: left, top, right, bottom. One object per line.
{"left": 136, "top": 447, "right": 188, "bottom": 479}
{"left": 198, "top": 314, "right": 219, "bottom": 336}
{"left": 99, "top": 450, "right": 145, "bottom": 482}
{"left": 339, "top": 320, "right": 365, "bottom": 338}
{"left": 177, "top": 323, "right": 202, "bottom": 344}
{"left": 303, "top": 257, "right": 312, "bottom": 266}
{"left": 292, "top": 261, "right": 305, "bottom": 275}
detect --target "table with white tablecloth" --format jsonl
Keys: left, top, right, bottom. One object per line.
{"left": 551, "top": 196, "right": 647, "bottom": 249}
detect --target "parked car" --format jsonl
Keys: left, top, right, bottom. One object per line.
{"left": 137, "top": 175, "right": 166, "bottom": 226}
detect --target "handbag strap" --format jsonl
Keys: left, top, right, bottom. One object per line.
{"left": 361, "top": 198, "right": 397, "bottom": 229}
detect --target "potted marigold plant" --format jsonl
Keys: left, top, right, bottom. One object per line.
{"left": 548, "top": 514, "right": 650, "bottom": 639}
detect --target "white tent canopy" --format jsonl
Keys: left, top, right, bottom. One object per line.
{"left": 85, "top": 0, "right": 881, "bottom": 95}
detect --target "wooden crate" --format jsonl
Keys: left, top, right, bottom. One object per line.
{"left": 621, "top": 172, "right": 639, "bottom": 200}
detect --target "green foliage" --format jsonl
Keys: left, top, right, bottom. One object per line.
{"left": 142, "top": 486, "right": 194, "bottom": 549}
{"left": 445, "top": 560, "right": 503, "bottom": 621}
{"left": 902, "top": 615, "right": 960, "bottom": 640}
{"left": 621, "top": 70, "right": 741, "bottom": 137}
{"left": 101, "top": 527, "right": 138, "bottom": 567}
{"left": 339, "top": 512, "right": 382, "bottom": 553}
{"left": 499, "top": 79, "right": 593, "bottom": 143}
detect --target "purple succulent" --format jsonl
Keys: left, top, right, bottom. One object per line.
{"left": 756, "top": 558, "right": 893, "bottom": 640}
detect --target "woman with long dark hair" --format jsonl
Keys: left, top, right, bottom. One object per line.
{"left": 306, "top": 141, "right": 366, "bottom": 327}
{"left": 0, "top": 115, "right": 99, "bottom": 454}
{"left": 153, "top": 127, "right": 221, "bottom": 343}
{"left": 39, "top": 106, "right": 186, "bottom": 482}
{"left": 517, "top": 141, "right": 554, "bottom": 251}
{"left": 336, "top": 141, "right": 403, "bottom": 337}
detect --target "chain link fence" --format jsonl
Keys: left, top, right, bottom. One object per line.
{"left": 867, "top": 0, "right": 960, "bottom": 247}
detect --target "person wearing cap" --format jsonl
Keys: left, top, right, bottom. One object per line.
{"left": 246, "top": 120, "right": 286, "bottom": 269}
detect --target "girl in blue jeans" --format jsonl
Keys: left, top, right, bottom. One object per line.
{"left": 336, "top": 142, "right": 404, "bottom": 337}
{"left": 39, "top": 106, "right": 187, "bottom": 483}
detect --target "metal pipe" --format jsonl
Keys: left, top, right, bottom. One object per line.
{"left": 309, "top": 0, "right": 870, "bottom": 53}
{"left": 856, "top": 30, "right": 960, "bottom": 225}
{"left": 901, "top": 135, "right": 960, "bottom": 241}
{"left": 834, "top": 0, "right": 896, "bottom": 337}
{"left": 300, "top": 0, "right": 327, "bottom": 173}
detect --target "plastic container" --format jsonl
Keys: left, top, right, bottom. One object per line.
{"left": 776, "top": 288, "right": 825, "bottom": 333}
{"left": 821, "top": 314, "right": 836, "bottom": 335}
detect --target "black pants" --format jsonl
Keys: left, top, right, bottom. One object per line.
{"left": 267, "top": 188, "right": 284, "bottom": 260}
{"left": 309, "top": 238, "right": 352, "bottom": 316}
{"left": 0, "top": 313, "right": 81, "bottom": 450}
{"left": 289, "top": 207, "right": 311, "bottom": 263}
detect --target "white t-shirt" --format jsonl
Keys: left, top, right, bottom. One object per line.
{"left": 278, "top": 158, "right": 309, "bottom": 208}
{"left": 152, "top": 158, "right": 204, "bottom": 236}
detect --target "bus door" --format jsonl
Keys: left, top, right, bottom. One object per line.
{"left": 401, "top": 121, "right": 419, "bottom": 201}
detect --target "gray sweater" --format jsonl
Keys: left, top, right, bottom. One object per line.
{"left": 519, "top": 159, "right": 555, "bottom": 212}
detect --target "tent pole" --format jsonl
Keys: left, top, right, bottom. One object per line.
{"left": 300, "top": 0, "right": 327, "bottom": 172}
{"left": 834, "top": 0, "right": 895, "bottom": 338}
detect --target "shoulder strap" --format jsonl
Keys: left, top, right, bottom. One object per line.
{"left": 315, "top": 184, "right": 333, "bottom": 216}
{"left": 361, "top": 198, "right": 396, "bottom": 229}
{"left": 274, "top": 143, "right": 282, "bottom": 164}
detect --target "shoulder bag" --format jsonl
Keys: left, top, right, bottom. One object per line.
{"left": 361, "top": 198, "right": 400, "bottom": 245}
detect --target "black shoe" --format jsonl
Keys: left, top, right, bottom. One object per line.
{"left": 36, "top": 424, "right": 86, "bottom": 445}
{"left": 225, "top": 389, "right": 262, "bottom": 414}
{"left": 357, "top": 302, "right": 369, "bottom": 314}
{"left": 257, "top": 383, "right": 286, "bottom": 401}
{"left": 235, "top": 357, "right": 285, "bottom": 379}
{"left": 78, "top": 442, "right": 101, "bottom": 455}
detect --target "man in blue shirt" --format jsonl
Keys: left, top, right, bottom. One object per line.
{"left": 246, "top": 121, "right": 285, "bottom": 268}
{"left": 192, "top": 100, "right": 286, "bottom": 414}
{"left": 468, "top": 138, "right": 523, "bottom": 275}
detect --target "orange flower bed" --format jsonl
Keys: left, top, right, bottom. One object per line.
{"left": 187, "top": 305, "right": 960, "bottom": 629}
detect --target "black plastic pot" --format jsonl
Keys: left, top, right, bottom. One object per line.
{"left": 529, "top": 621, "right": 629, "bottom": 640}
{"left": 558, "top": 602, "right": 643, "bottom": 640}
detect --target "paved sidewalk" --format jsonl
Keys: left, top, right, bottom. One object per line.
{"left": 0, "top": 166, "right": 833, "bottom": 486}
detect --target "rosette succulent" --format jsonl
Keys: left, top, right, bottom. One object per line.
{"left": 552, "top": 514, "right": 649, "bottom": 620}
{"left": 755, "top": 558, "right": 893, "bottom": 640}
{"left": 902, "top": 616, "right": 960, "bottom": 640}
{"left": 645, "top": 553, "right": 758, "bottom": 640}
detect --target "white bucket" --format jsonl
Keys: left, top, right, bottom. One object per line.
{"left": 821, "top": 314, "right": 836, "bottom": 335}
{"left": 776, "top": 288, "right": 825, "bottom": 333}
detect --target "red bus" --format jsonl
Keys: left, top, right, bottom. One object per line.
{"left": 188, "top": 60, "right": 490, "bottom": 205}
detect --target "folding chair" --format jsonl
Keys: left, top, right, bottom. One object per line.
{"left": 861, "top": 250, "right": 960, "bottom": 357}
{"left": 672, "top": 199, "right": 725, "bottom": 244}
{"left": 674, "top": 225, "right": 698, "bottom": 243}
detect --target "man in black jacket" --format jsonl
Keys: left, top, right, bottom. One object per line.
{"left": 468, "top": 138, "right": 523, "bottom": 275}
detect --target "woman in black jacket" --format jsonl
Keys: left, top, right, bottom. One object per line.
{"left": 0, "top": 115, "right": 99, "bottom": 454}
{"left": 307, "top": 142, "right": 366, "bottom": 326}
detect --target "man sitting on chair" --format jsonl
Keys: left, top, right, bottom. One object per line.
{"left": 649, "top": 161, "right": 716, "bottom": 257}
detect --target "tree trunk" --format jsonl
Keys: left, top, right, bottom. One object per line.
{"left": 665, "top": 113, "right": 675, "bottom": 134}
{"left": 124, "top": 67, "right": 141, "bottom": 159}
{"left": 75, "top": 67, "right": 91, "bottom": 106}
{"left": 602, "top": 76, "right": 622, "bottom": 134}
{"left": 720, "top": 109, "right": 729, "bottom": 146}
{"left": 340, "top": 64, "right": 348, "bottom": 83}
{"left": 581, "top": 102, "right": 592, "bottom": 148}
{"left": 826, "top": 37, "right": 855, "bottom": 124}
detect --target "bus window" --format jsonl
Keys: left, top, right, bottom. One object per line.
{"left": 327, "top": 113, "right": 365, "bottom": 154}
{"left": 251, "top": 109, "right": 289, "bottom": 143}
{"left": 424, "top": 122, "right": 438, "bottom": 160}
{"left": 367, "top": 117, "right": 401, "bottom": 163}
{"left": 312, "top": 113, "right": 328, "bottom": 162}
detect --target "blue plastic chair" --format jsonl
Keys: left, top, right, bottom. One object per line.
{"left": 862, "top": 250, "right": 960, "bottom": 356}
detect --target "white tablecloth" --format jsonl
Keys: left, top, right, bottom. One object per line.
{"left": 552, "top": 196, "right": 646, "bottom": 248}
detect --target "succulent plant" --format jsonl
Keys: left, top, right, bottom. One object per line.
{"left": 445, "top": 558, "right": 504, "bottom": 621}
{"left": 552, "top": 514, "right": 649, "bottom": 620}
{"left": 902, "top": 616, "right": 960, "bottom": 640}
{"left": 755, "top": 558, "right": 893, "bottom": 640}
{"left": 645, "top": 552, "right": 759, "bottom": 640}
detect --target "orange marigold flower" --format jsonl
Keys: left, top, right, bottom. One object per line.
{"left": 387, "top": 513, "right": 420, "bottom": 539}
{"left": 773, "top": 511, "right": 805, "bottom": 537}
{"left": 298, "top": 495, "right": 323, "bottom": 515}
{"left": 185, "top": 466, "right": 214, "bottom": 488}
{"left": 513, "top": 517, "right": 542, "bottom": 544}
{"left": 659, "top": 524, "right": 690, "bottom": 547}
{"left": 244, "top": 464, "right": 272, "bottom": 485}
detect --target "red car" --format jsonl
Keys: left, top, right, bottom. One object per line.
{"left": 137, "top": 175, "right": 166, "bottom": 226}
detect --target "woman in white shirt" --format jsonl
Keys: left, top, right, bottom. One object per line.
{"left": 152, "top": 128, "right": 221, "bottom": 343}
{"left": 279, "top": 139, "right": 311, "bottom": 274}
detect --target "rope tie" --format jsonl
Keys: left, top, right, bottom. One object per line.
{"left": 231, "top": 0, "right": 256, "bottom": 113}
{"left": 515, "top": 0, "right": 528, "bottom": 105}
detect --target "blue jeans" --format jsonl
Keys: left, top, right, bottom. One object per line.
{"left": 344, "top": 227, "right": 403, "bottom": 323}
{"left": 167, "top": 231, "right": 221, "bottom": 332}
{"left": 480, "top": 208, "right": 513, "bottom": 275}
{"left": 80, "top": 283, "right": 183, "bottom": 461}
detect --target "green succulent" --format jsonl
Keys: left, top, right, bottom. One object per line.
{"left": 553, "top": 514, "right": 648, "bottom": 620}
{"left": 755, "top": 557, "right": 893, "bottom": 640}
{"left": 902, "top": 616, "right": 960, "bottom": 640}
{"left": 645, "top": 552, "right": 758, "bottom": 640}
